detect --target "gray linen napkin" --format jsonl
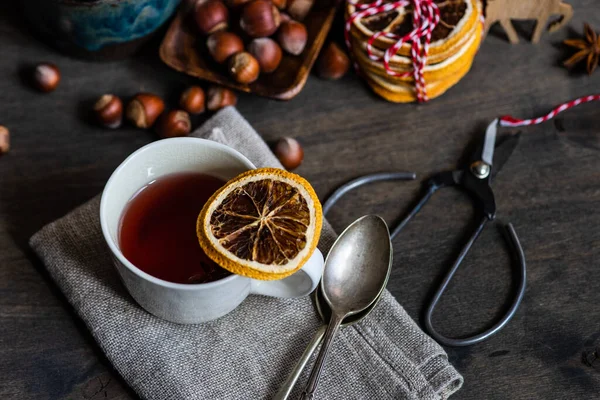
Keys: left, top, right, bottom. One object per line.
{"left": 30, "top": 107, "right": 463, "bottom": 400}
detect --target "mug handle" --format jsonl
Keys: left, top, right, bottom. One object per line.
{"left": 249, "top": 249, "right": 324, "bottom": 298}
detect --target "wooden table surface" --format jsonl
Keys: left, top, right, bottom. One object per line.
{"left": 2, "top": 1, "right": 600, "bottom": 399}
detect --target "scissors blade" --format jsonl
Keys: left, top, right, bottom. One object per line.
{"left": 481, "top": 119, "right": 498, "bottom": 166}
{"left": 491, "top": 133, "right": 521, "bottom": 181}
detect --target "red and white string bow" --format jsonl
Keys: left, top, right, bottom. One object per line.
{"left": 345, "top": 0, "right": 441, "bottom": 103}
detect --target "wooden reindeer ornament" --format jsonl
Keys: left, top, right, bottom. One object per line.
{"left": 484, "top": 0, "right": 573, "bottom": 44}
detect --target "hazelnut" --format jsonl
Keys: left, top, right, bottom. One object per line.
{"left": 0, "top": 126, "right": 9, "bottom": 156}
{"left": 277, "top": 21, "right": 307, "bottom": 55}
{"left": 248, "top": 38, "right": 282, "bottom": 73}
{"left": 155, "top": 110, "right": 192, "bottom": 138}
{"left": 93, "top": 94, "right": 123, "bottom": 129}
{"left": 279, "top": 12, "right": 292, "bottom": 22}
{"left": 194, "top": 0, "right": 229, "bottom": 35}
{"left": 207, "top": 86, "right": 237, "bottom": 110}
{"left": 240, "top": 0, "right": 281, "bottom": 38}
{"left": 228, "top": 52, "right": 260, "bottom": 84}
{"left": 317, "top": 42, "right": 350, "bottom": 79}
{"left": 32, "top": 63, "right": 60, "bottom": 92}
{"left": 286, "top": 0, "right": 314, "bottom": 20}
{"left": 274, "top": 137, "right": 303, "bottom": 170}
{"left": 126, "top": 93, "right": 165, "bottom": 129}
{"left": 272, "top": 0, "right": 287, "bottom": 9}
{"left": 206, "top": 31, "right": 244, "bottom": 64}
{"left": 180, "top": 86, "right": 206, "bottom": 114}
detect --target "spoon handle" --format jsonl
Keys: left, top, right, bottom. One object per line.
{"left": 300, "top": 313, "right": 344, "bottom": 400}
{"left": 273, "top": 325, "right": 327, "bottom": 400}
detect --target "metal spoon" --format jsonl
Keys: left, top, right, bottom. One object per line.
{"left": 273, "top": 284, "right": 384, "bottom": 400}
{"left": 299, "top": 215, "right": 392, "bottom": 400}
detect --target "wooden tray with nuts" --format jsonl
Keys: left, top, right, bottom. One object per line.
{"left": 159, "top": 0, "right": 337, "bottom": 100}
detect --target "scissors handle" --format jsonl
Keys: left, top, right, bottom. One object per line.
{"left": 322, "top": 169, "right": 526, "bottom": 347}
{"left": 321, "top": 172, "right": 416, "bottom": 216}
{"left": 390, "top": 171, "right": 458, "bottom": 240}
{"left": 424, "top": 219, "right": 527, "bottom": 347}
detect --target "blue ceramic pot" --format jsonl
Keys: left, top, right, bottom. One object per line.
{"left": 21, "top": 0, "right": 181, "bottom": 59}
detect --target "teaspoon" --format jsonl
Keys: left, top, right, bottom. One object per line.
{"left": 299, "top": 215, "right": 392, "bottom": 399}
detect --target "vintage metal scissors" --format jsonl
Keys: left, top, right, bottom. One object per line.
{"left": 322, "top": 119, "right": 527, "bottom": 347}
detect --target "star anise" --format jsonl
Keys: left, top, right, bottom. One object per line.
{"left": 563, "top": 23, "right": 600, "bottom": 75}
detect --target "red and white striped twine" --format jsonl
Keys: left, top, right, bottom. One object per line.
{"left": 499, "top": 95, "right": 600, "bottom": 128}
{"left": 345, "top": 0, "right": 440, "bottom": 102}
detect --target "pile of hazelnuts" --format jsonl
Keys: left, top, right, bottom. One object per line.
{"left": 195, "top": 0, "right": 314, "bottom": 83}
{"left": 94, "top": 87, "right": 303, "bottom": 169}
{"left": 20, "top": 61, "right": 236, "bottom": 139}
{"left": 92, "top": 85, "right": 237, "bottom": 138}
{"left": 10, "top": 60, "right": 309, "bottom": 169}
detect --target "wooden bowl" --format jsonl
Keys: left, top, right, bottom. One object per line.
{"left": 159, "top": 4, "right": 337, "bottom": 100}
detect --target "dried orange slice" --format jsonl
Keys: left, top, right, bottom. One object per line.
{"left": 357, "top": 21, "right": 483, "bottom": 103}
{"left": 347, "top": 0, "right": 481, "bottom": 61}
{"left": 197, "top": 168, "right": 322, "bottom": 280}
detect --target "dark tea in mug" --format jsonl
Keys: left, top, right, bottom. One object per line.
{"left": 119, "top": 172, "right": 231, "bottom": 284}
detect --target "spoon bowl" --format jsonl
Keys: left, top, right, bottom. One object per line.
{"left": 320, "top": 215, "right": 392, "bottom": 317}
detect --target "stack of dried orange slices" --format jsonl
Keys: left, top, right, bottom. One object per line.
{"left": 346, "top": 0, "right": 483, "bottom": 103}
{"left": 197, "top": 168, "right": 322, "bottom": 280}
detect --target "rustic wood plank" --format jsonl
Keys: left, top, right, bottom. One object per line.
{"left": 1, "top": 1, "right": 600, "bottom": 399}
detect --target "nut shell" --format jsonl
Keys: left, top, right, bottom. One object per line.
{"left": 240, "top": 0, "right": 281, "bottom": 37}
{"left": 180, "top": 86, "right": 206, "bottom": 114}
{"left": 195, "top": 0, "right": 229, "bottom": 34}
{"left": 0, "top": 126, "right": 9, "bottom": 155}
{"left": 274, "top": 137, "right": 303, "bottom": 170}
{"left": 317, "top": 42, "right": 350, "bottom": 80}
{"left": 93, "top": 94, "right": 123, "bottom": 129}
{"left": 206, "top": 31, "right": 244, "bottom": 64}
{"left": 33, "top": 63, "right": 60, "bottom": 92}
{"left": 155, "top": 110, "right": 192, "bottom": 138}
{"left": 277, "top": 21, "right": 307, "bottom": 55}
{"left": 279, "top": 12, "right": 292, "bottom": 22}
{"left": 272, "top": 0, "right": 287, "bottom": 9}
{"left": 248, "top": 38, "right": 282, "bottom": 73}
{"left": 229, "top": 52, "right": 260, "bottom": 84}
{"left": 207, "top": 86, "right": 238, "bottom": 110}
{"left": 286, "top": 0, "right": 314, "bottom": 20}
{"left": 126, "top": 93, "right": 165, "bottom": 129}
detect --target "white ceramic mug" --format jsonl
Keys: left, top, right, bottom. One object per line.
{"left": 100, "top": 137, "right": 324, "bottom": 324}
